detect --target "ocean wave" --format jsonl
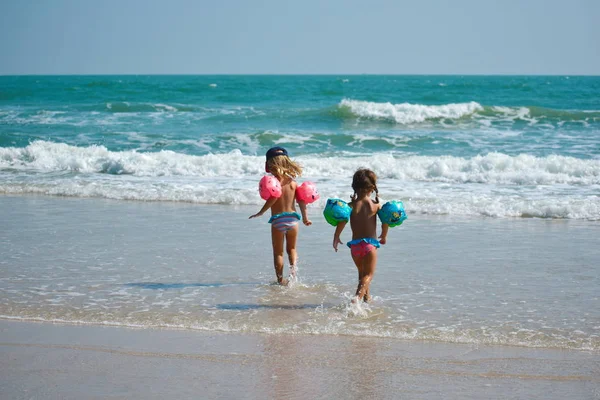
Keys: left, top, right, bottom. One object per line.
{"left": 2, "top": 180, "right": 597, "bottom": 220}
{"left": 1, "top": 141, "right": 599, "bottom": 220}
{"left": 339, "top": 99, "right": 483, "bottom": 124}
{"left": 338, "top": 99, "right": 600, "bottom": 125}
{"left": 0, "top": 141, "right": 261, "bottom": 176}
{"left": 3, "top": 100, "right": 599, "bottom": 130}
{"left": 2, "top": 141, "right": 598, "bottom": 184}
{"left": 105, "top": 102, "right": 197, "bottom": 113}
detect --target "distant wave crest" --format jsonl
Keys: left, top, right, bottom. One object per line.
{"left": 105, "top": 102, "right": 194, "bottom": 113}
{"left": 338, "top": 99, "right": 600, "bottom": 125}
{"left": 339, "top": 99, "right": 483, "bottom": 124}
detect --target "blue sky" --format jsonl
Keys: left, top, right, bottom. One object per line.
{"left": 0, "top": 0, "right": 598, "bottom": 75}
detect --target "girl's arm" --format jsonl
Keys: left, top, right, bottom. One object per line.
{"left": 297, "top": 200, "right": 312, "bottom": 226}
{"left": 249, "top": 197, "right": 278, "bottom": 219}
{"left": 379, "top": 223, "right": 389, "bottom": 245}
{"left": 375, "top": 200, "right": 389, "bottom": 244}
{"left": 333, "top": 221, "right": 347, "bottom": 252}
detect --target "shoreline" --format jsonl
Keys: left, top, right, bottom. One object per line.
{"left": 2, "top": 315, "right": 599, "bottom": 355}
{"left": 2, "top": 320, "right": 599, "bottom": 399}
{"left": 3, "top": 191, "right": 599, "bottom": 223}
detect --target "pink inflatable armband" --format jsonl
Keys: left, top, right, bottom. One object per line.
{"left": 296, "top": 181, "right": 320, "bottom": 204}
{"left": 259, "top": 175, "right": 282, "bottom": 200}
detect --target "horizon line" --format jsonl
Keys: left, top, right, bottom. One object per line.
{"left": 1, "top": 73, "right": 599, "bottom": 77}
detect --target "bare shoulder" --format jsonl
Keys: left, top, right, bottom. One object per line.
{"left": 281, "top": 177, "right": 294, "bottom": 188}
{"left": 371, "top": 199, "right": 381, "bottom": 215}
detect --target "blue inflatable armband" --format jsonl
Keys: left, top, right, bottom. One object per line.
{"left": 377, "top": 200, "right": 407, "bottom": 227}
{"left": 323, "top": 198, "right": 351, "bottom": 227}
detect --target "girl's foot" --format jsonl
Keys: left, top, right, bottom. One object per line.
{"left": 363, "top": 294, "right": 372, "bottom": 303}
{"left": 278, "top": 277, "right": 289, "bottom": 286}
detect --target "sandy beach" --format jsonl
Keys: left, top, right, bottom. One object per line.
{"left": 2, "top": 320, "right": 599, "bottom": 399}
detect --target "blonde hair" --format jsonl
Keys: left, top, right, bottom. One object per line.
{"left": 267, "top": 155, "right": 303, "bottom": 179}
{"left": 351, "top": 168, "right": 379, "bottom": 203}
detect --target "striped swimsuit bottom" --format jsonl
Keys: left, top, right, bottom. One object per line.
{"left": 268, "top": 212, "right": 301, "bottom": 233}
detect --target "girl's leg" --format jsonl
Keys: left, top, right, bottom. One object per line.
{"left": 363, "top": 288, "right": 372, "bottom": 302}
{"left": 271, "top": 226, "right": 288, "bottom": 285}
{"left": 351, "top": 254, "right": 363, "bottom": 303}
{"left": 284, "top": 224, "right": 299, "bottom": 277}
{"left": 351, "top": 250, "right": 377, "bottom": 302}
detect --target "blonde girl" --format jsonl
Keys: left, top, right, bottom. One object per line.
{"left": 250, "top": 147, "right": 311, "bottom": 285}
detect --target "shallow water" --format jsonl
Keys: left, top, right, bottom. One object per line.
{"left": 1, "top": 195, "right": 598, "bottom": 351}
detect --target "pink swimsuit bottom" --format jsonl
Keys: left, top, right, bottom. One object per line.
{"left": 347, "top": 238, "right": 381, "bottom": 258}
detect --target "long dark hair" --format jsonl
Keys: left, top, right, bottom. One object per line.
{"left": 351, "top": 168, "right": 379, "bottom": 203}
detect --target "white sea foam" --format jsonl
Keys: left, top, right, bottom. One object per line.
{"left": 1, "top": 141, "right": 599, "bottom": 219}
{"left": 0, "top": 141, "right": 262, "bottom": 176}
{"left": 153, "top": 103, "right": 178, "bottom": 112}
{"left": 2, "top": 141, "right": 599, "bottom": 184}
{"left": 0, "top": 110, "right": 73, "bottom": 126}
{"left": 491, "top": 106, "right": 537, "bottom": 125}
{"left": 339, "top": 99, "right": 483, "bottom": 124}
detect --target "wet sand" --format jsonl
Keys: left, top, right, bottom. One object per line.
{"left": 1, "top": 320, "right": 599, "bottom": 399}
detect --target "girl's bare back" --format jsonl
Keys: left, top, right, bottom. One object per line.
{"left": 349, "top": 197, "right": 379, "bottom": 240}
{"left": 270, "top": 177, "right": 297, "bottom": 215}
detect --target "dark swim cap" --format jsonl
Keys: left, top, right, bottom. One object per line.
{"left": 265, "top": 146, "right": 288, "bottom": 160}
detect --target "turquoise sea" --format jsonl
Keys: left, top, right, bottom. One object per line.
{"left": 1, "top": 75, "right": 599, "bottom": 219}
{"left": 1, "top": 75, "right": 599, "bottom": 352}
